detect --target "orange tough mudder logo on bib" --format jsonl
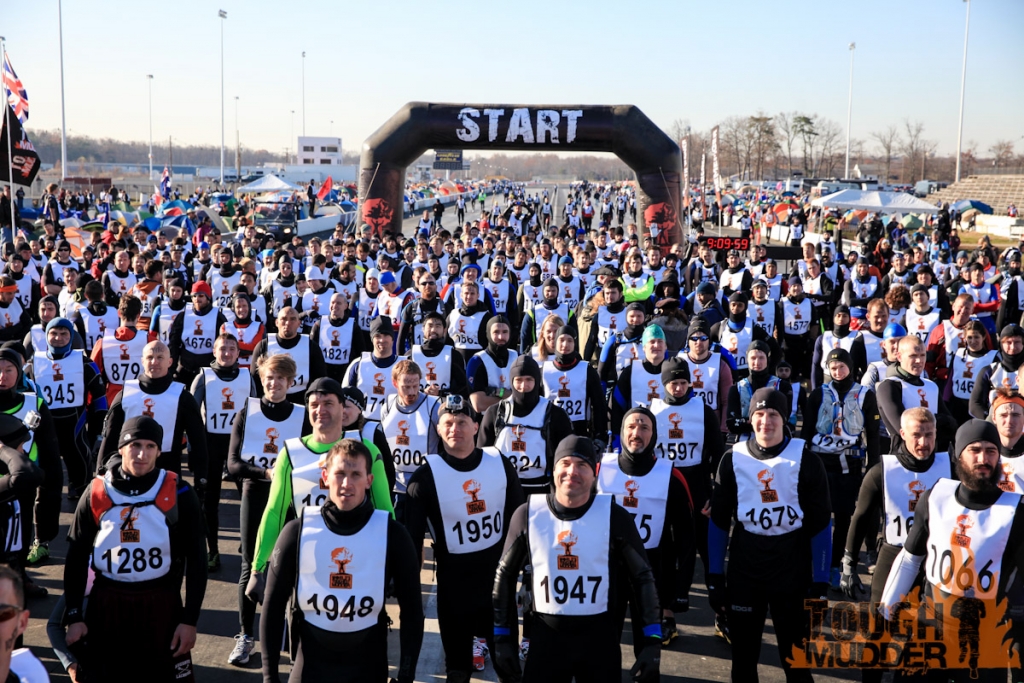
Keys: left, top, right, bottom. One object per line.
{"left": 511, "top": 425, "right": 526, "bottom": 452}
{"left": 691, "top": 369, "right": 704, "bottom": 389}
{"left": 52, "top": 363, "right": 63, "bottom": 382}
{"left": 556, "top": 531, "right": 579, "bottom": 570}
{"left": 330, "top": 330, "right": 340, "bottom": 347}
{"left": 396, "top": 420, "right": 410, "bottom": 446}
{"left": 119, "top": 344, "right": 130, "bottom": 361}
{"left": 908, "top": 480, "right": 927, "bottom": 512}
{"left": 668, "top": 413, "right": 683, "bottom": 439}
{"left": 558, "top": 376, "right": 571, "bottom": 398}
{"left": 998, "top": 463, "right": 1016, "bottom": 492}
{"left": 264, "top": 428, "right": 280, "bottom": 454}
{"left": 463, "top": 479, "right": 486, "bottom": 515}
{"left": 917, "top": 389, "right": 929, "bottom": 409}
{"left": 329, "top": 548, "right": 354, "bottom": 589}
{"left": 788, "top": 588, "right": 1019, "bottom": 674}
{"left": 425, "top": 362, "right": 437, "bottom": 382}
{"left": 221, "top": 387, "right": 234, "bottom": 410}
{"left": 193, "top": 320, "right": 203, "bottom": 337}
{"left": 120, "top": 507, "right": 141, "bottom": 543}
{"left": 647, "top": 380, "right": 660, "bottom": 402}
{"left": 953, "top": 514, "right": 973, "bottom": 548}
{"left": 373, "top": 373, "right": 385, "bottom": 395}
{"left": 142, "top": 398, "right": 156, "bottom": 418}
{"left": 623, "top": 480, "right": 640, "bottom": 508}
{"left": 757, "top": 468, "right": 779, "bottom": 503}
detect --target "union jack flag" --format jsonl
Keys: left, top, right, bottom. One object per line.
{"left": 2, "top": 53, "right": 28, "bottom": 124}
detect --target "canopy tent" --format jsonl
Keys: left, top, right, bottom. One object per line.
{"left": 236, "top": 175, "right": 300, "bottom": 194}
{"left": 811, "top": 190, "right": 939, "bottom": 214}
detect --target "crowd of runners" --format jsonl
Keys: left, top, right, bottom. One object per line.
{"left": 0, "top": 178, "right": 1016, "bottom": 682}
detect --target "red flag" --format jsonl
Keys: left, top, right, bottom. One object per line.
{"left": 316, "top": 176, "right": 333, "bottom": 201}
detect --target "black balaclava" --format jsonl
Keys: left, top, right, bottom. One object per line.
{"left": 727, "top": 292, "right": 747, "bottom": 326}
{"left": 486, "top": 315, "right": 511, "bottom": 366}
{"left": 747, "top": 339, "right": 773, "bottom": 388}
{"left": 826, "top": 348, "right": 855, "bottom": 397}
{"left": 620, "top": 406, "right": 658, "bottom": 475}
{"left": 231, "top": 286, "right": 253, "bottom": 325}
{"left": 421, "top": 312, "right": 447, "bottom": 355}
{"left": 528, "top": 268, "right": 542, "bottom": 287}
{"left": 542, "top": 277, "right": 559, "bottom": 308}
{"left": 510, "top": 354, "right": 541, "bottom": 415}
{"left": 623, "top": 302, "right": 647, "bottom": 341}
{"left": 833, "top": 304, "right": 851, "bottom": 337}
{"left": 554, "top": 325, "right": 580, "bottom": 368}
{"left": 999, "top": 325, "right": 1024, "bottom": 371}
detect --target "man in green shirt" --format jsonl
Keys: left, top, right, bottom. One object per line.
{"left": 251, "top": 377, "right": 394, "bottom": 582}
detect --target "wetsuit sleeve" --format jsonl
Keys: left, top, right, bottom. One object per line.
{"left": 189, "top": 372, "right": 208, "bottom": 416}
{"left": 477, "top": 404, "right": 499, "bottom": 450}
{"left": 167, "top": 312, "right": 185, "bottom": 365}
{"left": 969, "top": 366, "right": 993, "bottom": 419}
{"left": 850, "top": 338, "right": 868, "bottom": 381}
{"left": 388, "top": 519, "right": 424, "bottom": 682}
{"left": 0, "top": 446, "right": 42, "bottom": 503}
{"left": 174, "top": 484, "right": 208, "bottom": 626}
{"left": 717, "top": 361, "right": 733, "bottom": 431}
{"left": 492, "top": 503, "right": 530, "bottom": 642}
{"left": 227, "top": 407, "right": 268, "bottom": 481}
{"left": 800, "top": 447, "right": 833, "bottom": 582}
{"left": 611, "top": 503, "right": 662, "bottom": 643}
{"left": 875, "top": 378, "right": 905, "bottom": 438}
{"left": 844, "top": 463, "right": 883, "bottom": 558}
{"left": 466, "top": 355, "right": 487, "bottom": 395}
{"left": 63, "top": 493, "right": 100, "bottom": 618}
{"left": 862, "top": 390, "right": 882, "bottom": 467}
{"left": 704, "top": 404, "right": 726, "bottom": 475}
{"left": 84, "top": 362, "right": 108, "bottom": 434}
{"left": 597, "top": 337, "right": 617, "bottom": 383}
{"left": 260, "top": 518, "right": 299, "bottom": 683}
{"left": 253, "top": 448, "right": 295, "bottom": 573}
{"left": 660, "top": 472, "right": 694, "bottom": 609}
{"left": 547, "top": 405, "right": 574, "bottom": 473}
{"left": 179, "top": 391, "right": 209, "bottom": 483}
{"left": 519, "top": 312, "right": 535, "bottom": 354}
{"left": 810, "top": 336, "right": 825, "bottom": 390}
{"left": 97, "top": 392, "right": 125, "bottom": 473}
{"left": 726, "top": 386, "right": 748, "bottom": 435}
{"left": 586, "top": 365, "right": 607, "bottom": 436}
{"left": 709, "top": 452, "right": 737, "bottom": 575}
{"left": 307, "top": 337, "right": 326, "bottom": 384}
{"left": 609, "top": 365, "right": 631, "bottom": 433}
{"left": 33, "top": 403, "right": 63, "bottom": 542}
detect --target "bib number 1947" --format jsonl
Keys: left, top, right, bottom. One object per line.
{"left": 539, "top": 574, "right": 602, "bottom": 605}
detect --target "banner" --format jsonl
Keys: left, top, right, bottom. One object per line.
{"left": 711, "top": 125, "right": 722, "bottom": 208}
{"left": 681, "top": 138, "right": 689, "bottom": 208}
{"left": 316, "top": 175, "right": 333, "bottom": 201}
{"left": 699, "top": 151, "right": 706, "bottom": 216}
{"left": 0, "top": 103, "right": 39, "bottom": 186}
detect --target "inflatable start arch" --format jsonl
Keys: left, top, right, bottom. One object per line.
{"left": 359, "top": 103, "right": 683, "bottom": 249}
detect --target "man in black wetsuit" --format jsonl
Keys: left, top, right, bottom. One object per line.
{"left": 404, "top": 395, "right": 525, "bottom": 681}
{"left": 260, "top": 438, "right": 423, "bottom": 683}
{"left": 492, "top": 435, "right": 662, "bottom": 683}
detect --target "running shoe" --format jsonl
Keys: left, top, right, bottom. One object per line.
{"left": 228, "top": 634, "right": 254, "bottom": 666}
{"left": 661, "top": 616, "right": 678, "bottom": 645}
{"left": 519, "top": 638, "right": 530, "bottom": 661}
{"left": 472, "top": 637, "right": 489, "bottom": 671}
{"left": 208, "top": 552, "right": 221, "bottom": 571}
{"left": 26, "top": 540, "right": 48, "bottom": 565}
{"left": 714, "top": 615, "right": 732, "bottom": 645}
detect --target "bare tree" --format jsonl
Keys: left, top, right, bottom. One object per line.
{"left": 793, "top": 115, "right": 819, "bottom": 176}
{"left": 898, "top": 120, "right": 927, "bottom": 182}
{"left": 816, "top": 119, "right": 844, "bottom": 177}
{"left": 989, "top": 140, "right": 1016, "bottom": 170}
{"left": 960, "top": 141, "right": 979, "bottom": 177}
{"left": 869, "top": 125, "right": 901, "bottom": 182}
{"left": 775, "top": 112, "right": 799, "bottom": 177}
{"left": 748, "top": 113, "right": 777, "bottom": 180}
{"left": 669, "top": 119, "right": 690, "bottom": 144}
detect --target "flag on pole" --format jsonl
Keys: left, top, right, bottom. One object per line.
{"left": 2, "top": 53, "right": 28, "bottom": 124}
{"left": 699, "top": 151, "right": 706, "bottom": 216}
{"left": 711, "top": 126, "right": 722, "bottom": 209}
{"left": 0, "top": 104, "right": 40, "bottom": 186}
{"left": 681, "top": 139, "right": 690, "bottom": 208}
{"left": 316, "top": 175, "right": 333, "bottom": 202}
{"left": 160, "top": 166, "right": 171, "bottom": 199}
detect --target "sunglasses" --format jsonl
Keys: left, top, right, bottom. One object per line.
{"left": 689, "top": 335, "right": 709, "bottom": 343}
{"left": 0, "top": 604, "right": 21, "bottom": 623}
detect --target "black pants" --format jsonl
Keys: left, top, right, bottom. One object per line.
{"left": 728, "top": 579, "right": 813, "bottom": 682}
{"left": 522, "top": 615, "right": 620, "bottom": 683}
{"left": 204, "top": 433, "right": 231, "bottom": 556}
{"left": 54, "top": 411, "right": 92, "bottom": 494}
{"left": 677, "top": 466, "right": 710, "bottom": 603}
{"left": 861, "top": 542, "right": 902, "bottom": 683}
{"left": 782, "top": 333, "right": 815, "bottom": 382}
{"left": 826, "top": 468, "right": 863, "bottom": 569}
{"left": 291, "top": 621, "right": 388, "bottom": 683}
{"left": 238, "top": 481, "right": 270, "bottom": 636}
{"left": 437, "top": 571, "right": 492, "bottom": 678}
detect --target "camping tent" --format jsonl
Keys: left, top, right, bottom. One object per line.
{"left": 811, "top": 190, "right": 939, "bottom": 214}
{"left": 236, "top": 175, "right": 300, "bottom": 194}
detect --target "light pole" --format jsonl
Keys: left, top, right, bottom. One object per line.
{"left": 955, "top": 0, "right": 971, "bottom": 182}
{"left": 58, "top": 0, "right": 68, "bottom": 181}
{"left": 218, "top": 9, "right": 227, "bottom": 185}
{"left": 844, "top": 42, "right": 855, "bottom": 179}
{"left": 290, "top": 110, "right": 295, "bottom": 164}
{"left": 301, "top": 51, "right": 306, "bottom": 137}
{"left": 147, "top": 75, "right": 154, "bottom": 181}
{"left": 234, "top": 96, "right": 240, "bottom": 180}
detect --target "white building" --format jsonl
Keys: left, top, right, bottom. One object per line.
{"left": 297, "top": 136, "right": 343, "bottom": 166}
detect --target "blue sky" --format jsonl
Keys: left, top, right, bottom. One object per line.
{"left": 5, "top": 0, "right": 1023, "bottom": 158}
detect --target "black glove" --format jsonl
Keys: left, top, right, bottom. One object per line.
{"left": 707, "top": 573, "right": 728, "bottom": 616}
{"left": 492, "top": 634, "right": 521, "bottom": 683}
{"left": 839, "top": 552, "right": 865, "bottom": 601}
{"left": 629, "top": 641, "right": 661, "bottom": 683}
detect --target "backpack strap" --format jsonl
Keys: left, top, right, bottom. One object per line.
{"left": 90, "top": 477, "right": 113, "bottom": 527}
{"left": 154, "top": 471, "right": 178, "bottom": 514}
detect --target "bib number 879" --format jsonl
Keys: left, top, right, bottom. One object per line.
{"left": 539, "top": 574, "right": 602, "bottom": 605}
{"left": 305, "top": 593, "right": 375, "bottom": 621}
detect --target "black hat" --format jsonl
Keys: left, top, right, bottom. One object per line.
{"left": 370, "top": 316, "right": 394, "bottom": 338}
{"left": 542, "top": 277, "right": 559, "bottom": 289}
{"left": 749, "top": 388, "right": 790, "bottom": 419}
{"left": 688, "top": 319, "right": 711, "bottom": 337}
{"left": 834, "top": 304, "right": 850, "bottom": 316}
{"left": 826, "top": 348, "right": 854, "bottom": 372}
{"left": 553, "top": 435, "right": 597, "bottom": 472}
{"left": 748, "top": 339, "right": 771, "bottom": 356}
{"left": 510, "top": 354, "right": 541, "bottom": 383}
{"left": 338, "top": 386, "right": 366, "bottom": 411}
{"left": 954, "top": 419, "right": 1000, "bottom": 461}
{"left": 625, "top": 302, "right": 647, "bottom": 316}
{"left": 728, "top": 291, "right": 747, "bottom": 304}
{"left": 661, "top": 357, "right": 690, "bottom": 384}
{"left": 118, "top": 416, "right": 164, "bottom": 449}
{"left": 1001, "top": 324, "right": 1024, "bottom": 340}
{"left": 305, "top": 377, "right": 345, "bottom": 404}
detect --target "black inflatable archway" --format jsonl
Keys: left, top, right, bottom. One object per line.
{"left": 359, "top": 103, "right": 682, "bottom": 249}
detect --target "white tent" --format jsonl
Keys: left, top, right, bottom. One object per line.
{"left": 236, "top": 175, "right": 300, "bottom": 194}
{"left": 811, "top": 189, "right": 939, "bottom": 214}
